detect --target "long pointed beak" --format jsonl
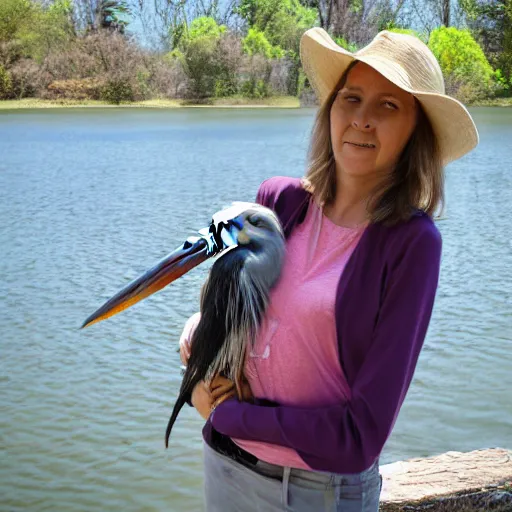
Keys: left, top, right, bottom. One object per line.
{"left": 82, "top": 237, "right": 210, "bottom": 328}
{"left": 81, "top": 203, "right": 252, "bottom": 329}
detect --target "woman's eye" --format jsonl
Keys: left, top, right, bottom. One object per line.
{"left": 384, "top": 101, "right": 398, "bottom": 110}
{"left": 345, "top": 95, "right": 360, "bottom": 103}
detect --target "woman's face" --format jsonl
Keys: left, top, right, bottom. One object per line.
{"left": 330, "top": 62, "right": 417, "bottom": 181}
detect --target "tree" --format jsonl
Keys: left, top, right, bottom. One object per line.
{"left": 461, "top": 0, "right": 512, "bottom": 83}
{"left": 0, "top": 0, "right": 74, "bottom": 63}
{"left": 242, "top": 28, "right": 284, "bottom": 58}
{"left": 173, "top": 16, "right": 227, "bottom": 98}
{"left": 20, "top": 0, "right": 75, "bottom": 61}
{"left": 0, "top": 0, "right": 34, "bottom": 43}
{"left": 235, "top": 0, "right": 316, "bottom": 93}
{"left": 131, "top": 0, "right": 237, "bottom": 50}
{"left": 236, "top": 0, "right": 316, "bottom": 52}
{"left": 300, "top": 0, "right": 409, "bottom": 44}
{"left": 428, "top": 26, "right": 496, "bottom": 101}
{"left": 407, "top": 0, "right": 471, "bottom": 35}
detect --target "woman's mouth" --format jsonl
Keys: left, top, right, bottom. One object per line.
{"left": 345, "top": 141, "right": 376, "bottom": 148}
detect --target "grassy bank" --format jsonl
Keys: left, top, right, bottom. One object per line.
{"left": 470, "top": 97, "right": 512, "bottom": 107}
{"left": 0, "top": 96, "right": 300, "bottom": 110}
{"left": 2, "top": 96, "right": 509, "bottom": 110}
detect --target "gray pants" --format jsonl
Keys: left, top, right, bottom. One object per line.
{"left": 203, "top": 441, "right": 381, "bottom": 511}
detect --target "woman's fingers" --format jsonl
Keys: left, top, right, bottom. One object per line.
{"left": 209, "top": 375, "right": 233, "bottom": 390}
{"left": 210, "top": 381, "right": 235, "bottom": 401}
{"left": 191, "top": 381, "right": 214, "bottom": 420}
{"left": 209, "top": 375, "right": 254, "bottom": 402}
{"left": 212, "top": 390, "right": 236, "bottom": 410}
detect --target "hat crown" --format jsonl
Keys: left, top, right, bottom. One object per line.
{"left": 357, "top": 31, "right": 445, "bottom": 94}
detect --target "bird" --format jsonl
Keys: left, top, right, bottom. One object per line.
{"left": 82, "top": 202, "right": 285, "bottom": 447}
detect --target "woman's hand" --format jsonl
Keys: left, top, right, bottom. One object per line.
{"left": 210, "top": 375, "right": 253, "bottom": 409}
{"left": 210, "top": 375, "right": 236, "bottom": 409}
{"left": 190, "top": 376, "right": 236, "bottom": 420}
{"left": 191, "top": 375, "right": 254, "bottom": 420}
{"left": 191, "top": 381, "right": 214, "bottom": 420}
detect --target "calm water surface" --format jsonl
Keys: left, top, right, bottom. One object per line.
{"left": 1, "top": 107, "right": 511, "bottom": 511}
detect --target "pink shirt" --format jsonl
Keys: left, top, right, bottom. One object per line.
{"left": 180, "top": 199, "right": 365, "bottom": 469}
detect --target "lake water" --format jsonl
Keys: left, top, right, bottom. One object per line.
{"left": 1, "top": 107, "right": 511, "bottom": 511}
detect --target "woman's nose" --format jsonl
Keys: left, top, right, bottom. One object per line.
{"left": 351, "top": 108, "right": 373, "bottom": 131}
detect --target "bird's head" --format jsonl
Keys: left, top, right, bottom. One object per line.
{"left": 82, "top": 202, "right": 284, "bottom": 328}
{"left": 225, "top": 203, "right": 284, "bottom": 250}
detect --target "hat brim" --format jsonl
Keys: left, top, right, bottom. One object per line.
{"left": 300, "top": 27, "right": 479, "bottom": 165}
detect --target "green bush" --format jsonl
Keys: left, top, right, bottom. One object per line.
{"left": 0, "top": 64, "right": 12, "bottom": 99}
{"left": 188, "top": 16, "right": 226, "bottom": 40}
{"left": 243, "top": 29, "right": 284, "bottom": 59}
{"left": 214, "top": 78, "right": 238, "bottom": 98}
{"left": 135, "top": 69, "right": 151, "bottom": 99}
{"left": 240, "top": 78, "right": 270, "bottom": 98}
{"left": 428, "top": 26, "right": 495, "bottom": 102}
{"left": 0, "top": 0, "right": 33, "bottom": 43}
{"left": 493, "top": 68, "right": 511, "bottom": 97}
{"left": 101, "top": 77, "right": 133, "bottom": 103}
{"left": 178, "top": 17, "right": 227, "bottom": 99}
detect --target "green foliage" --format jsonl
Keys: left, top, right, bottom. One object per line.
{"left": 460, "top": 0, "right": 512, "bottom": 89}
{"left": 214, "top": 78, "right": 237, "bottom": 97}
{"left": 236, "top": 0, "right": 316, "bottom": 95}
{"left": 0, "top": 64, "right": 13, "bottom": 99}
{"left": 101, "top": 77, "right": 133, "bottom": 103}
{"left": 242, "top": 28, "right": 284, "bottom": 58}
{"left": 16, "top": 0, "right": 74, "bottom": 62}
{"left": 428, "top": 26, "right": 495, "bottom": 101}
{"left": 428, "top": 26, "right": 493, "bottom": 80}
{"left": 240, "top": 78, "right": 270, "bottom": 98}
{"left": 169, "top": 22, "right": 187, "bottom": 50}
{"left": 333, "top": 37, "right": 358, "bottom": 53}
{"left": 175, "top": 17, "right": 227, "bottom": 99}
{"left": 237, "top": 0, "right": 316, "bottom": 52}
{"left": 386, "top": 28, "right": 428, "bottom": 44}
{"left": 136, "top": 69, "right": 151, "bottom": 99}
{"left": 493, "top": 68, "right": 511, "bottom": 96}
{"left": 188, "top": 16, "right": 226, "bottom": 41}
{"left": 0, "top": 0, "right": 33, "bottom": 43}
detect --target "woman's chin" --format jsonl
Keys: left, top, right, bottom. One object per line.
{"left": 337, "top": 159, "right": 378, "bottom": 179}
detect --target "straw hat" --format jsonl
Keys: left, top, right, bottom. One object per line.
{"left": 300, "top": 27, "right": 479, "bottom": 165}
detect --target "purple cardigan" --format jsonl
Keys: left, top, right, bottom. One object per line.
{"left": 206, "top": 176, "right": 442, "bottom": 474}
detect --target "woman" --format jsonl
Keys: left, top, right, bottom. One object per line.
{"left": 180, "top": 28, "right": 478, "bottom": 511}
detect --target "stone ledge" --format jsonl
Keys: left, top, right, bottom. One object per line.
{"left": 380, "top": 448, "right": 512, "bottom": 511}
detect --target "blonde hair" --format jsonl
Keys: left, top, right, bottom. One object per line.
{"left": 304, "top": 62, "right": 444, "bottom": 225}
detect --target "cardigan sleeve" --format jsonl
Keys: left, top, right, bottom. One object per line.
{"left": 210, "top": 224, "right": 442, "bottom": 474}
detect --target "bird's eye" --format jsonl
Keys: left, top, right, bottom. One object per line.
{"left": 248, "top": 215, "right": 264, "bottom": 228}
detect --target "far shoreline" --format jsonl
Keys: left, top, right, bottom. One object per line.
{"left": 0, "top": 96, "right": 302, "bottom": 110}
{"left": 2, "top": 96, "right": 511, "bottom": 111}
